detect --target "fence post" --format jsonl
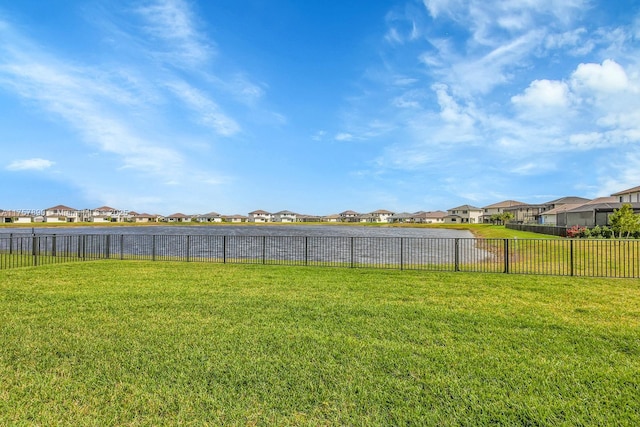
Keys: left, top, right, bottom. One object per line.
{"left": 304, "top": 236, "right": 308, "bottom": 266}
{"left": 33, "top": 235, "right": 38, "bottom": 266}
{"left": 454, "top": 238, "right": 460, "bottom": 272}
{"left": 9, "top": 233, "right": 12, "bottom": 255}
{"left": 152, "top": 235, "right": 156, "bottom": 261}
{"left": 262, "top": 236, "right": 266, "bottom": 264}
{"left": 105, "top": 235, "right": 111, "bottom": 259}
{"left": 186, "top": 235, "right": 190, "bottom": 262}
{"left": 570, "top": 239, "right": 574, "bottom": 276}
{"left": 504, "top": 239, "right": 510, "bottom": 274}
{"left": 52, "top": 234, "right": 57, "bottom": 257}
{"left": 350, "top": 237, "right": 354, "bottom": 268}
{"left": 400, "top": 237, "right": 404, "bottom": 270}
{"left": 223, "top": 236, "right": 227, "bottom": 264}
{"left": 120, "top": 235, "right": 124, "bottom": 260}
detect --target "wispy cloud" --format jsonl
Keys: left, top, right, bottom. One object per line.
{"left": 6, "top": 158, "right": 55, "bottom": 171}
{"left": 165, "top": 79, "right": 240, "bottom": 136}
{"left": 134, "top": 0, "right": 214, "bottom": 66}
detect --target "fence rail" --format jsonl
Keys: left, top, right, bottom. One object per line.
{"left": 1, "top": 233, "right": 639, "bottom": 278}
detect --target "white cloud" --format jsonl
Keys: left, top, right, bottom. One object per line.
{"left": 6, "top": 158, "right": 54, "bottom": 171}
{"left": 335, "top": 132, "right": 355, "bottom": 141}
{"left": 511, "top": 79, "right": 570, "bottom": 109}
{"left": 571, "top": 59, "right": 630, "bottom": 93}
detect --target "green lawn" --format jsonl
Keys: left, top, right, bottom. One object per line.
{"left": 1, "top": 261, "right": 639, "bottom": 426}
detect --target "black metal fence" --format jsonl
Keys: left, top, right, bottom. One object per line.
{"left": 506, "top": 223, "right": 569, "bottom": 237}
{"left": 1, "top": 233, "right": 639, "bottom": 278}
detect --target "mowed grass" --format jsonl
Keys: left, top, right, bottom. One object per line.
{"left": 0, "top": 262, "right": 639, "bottom": 426}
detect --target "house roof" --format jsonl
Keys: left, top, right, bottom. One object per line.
{"left": 274, "top": 210, "right": 297, "bottom": 215}
{"left": 611, "top": 185, "right": 640, "bottom": 196}
{"left": 540, "top": 204, "right": 584, "bottom": 215}
{"left": 415, "top": 210, "right": 447, "bottom": 219}
{"left": 582, "top": 196, "right": 618, "bottom": 205}
{"left": 323, "top": 214, "right": 341, "bottom": 219}
{"left": 482, "top": 200, "right": 525, "bottom": 209}
{"left": 94, "top": 206, "right": 117, "bottom": 211}
{"left": 370, "top": 209, "right": 394, "bottom": 214}
{"left": 249, "top": 210, "right": 271, "bottom": 215}
{"left": 545, "top": 196, "right": 591, "bottom": 205}
{"left": 566, "top": 202, "right": 640, "bottom": 213}
{"left": 45, "top": 204, "right": 76, "bottom": 211}
{"left": 448, "top": 204, "right": 482, "bottom": 211}
{"left": 134, "top": 213, "right": 157, "bottom": 218}
{"left": 201, "top": 211, "right": 221, "bottom": 217}
{"left": 167, "top": 213, "right": 188, "bottom": 218}
{"left": 340, "top": 210, "right": 359, "bottom": 215}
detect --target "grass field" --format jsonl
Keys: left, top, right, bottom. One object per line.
{"left": 1, "top": 261, "right": 639, "bottom": 425}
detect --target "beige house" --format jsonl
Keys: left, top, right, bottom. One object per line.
{"left": 444, "top": 205, "right": 483, "bottom": 224}
{"left": 165, "top": 213, "right": 189, "bottom": 222}
{"left": 194, "top": 212, "right": 223, "bottom": 223}
{"left": 366, "top": 209, "right": 394, "bottom": 223}
{"left": 133, "top": 213, "right": 158, "bottom": 223}
{"left": 0, "top": 210, "right": 33, "bottom": 224}
{"left": 339, "top": 210, "right": 360, "bottom": 222}
{"left": 273, "top": 210, "right": 298, "bottom": 223}
{"left": 222, "top": 214, "right": 247, "bottom": 223}
{"left": 248, "top": 210, "right": 272, "bottom": 222}
{"left": 612, "top": 185, "right": 640, "bottom": 203}
{"left": 481, "top": 200, "right": 525, "bottom": 223}
{"left": 44, "top": 205, "right": 78, "bottom": 222}
{"left": 323, "top": 214, "right": 341, "bottom": 222}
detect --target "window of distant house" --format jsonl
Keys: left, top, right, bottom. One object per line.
{"left": 462, "top": 210, "right": 467, "bottom": 214}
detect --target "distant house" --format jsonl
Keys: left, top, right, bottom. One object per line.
{"left": 418, "top": 211, "right": 447, "bottom": 223}
{"left": 272, "top": 210, "right": 298, "bottom": 223}
{"left": 481, "top": 200, "right": 525, "bottom": 223}
{"left": 391, "top": 211, "right": 446, "bottom": 223}
{"left": 248, "top": 210, "right": 272, "bottom": 223}
{"left": 297, "top": 214, "right": 322, "bottom": 222}
{"left": 194, "top": 212, "right": 223, "bottom": 223}
{"left": 339, "top": 210, "right": 360, "bottom": 223}
{"left": 543, "top": 197, "right": 617, "bottom": 226}
{"left": 133, "top": 213, "right": 158, "bottom": 223}
{"left": 540, "top": 204, "right": 584, "bottom": 226}
{"left": 0, "top": 210, "right": 33, "bottom": 224}
{"left": 165, "top": 213, "right": 189, "bottom": 223}
{"left": 543, "top": 196, "right": 591, "bottom": 211}
{"left": 323, "top": 214, "right": 341, "bottom": 223}
{"left": 89, "top": 206, "right": 122, "bottom": 222}
{"left": 367, "top": 209, "right": 394, "bottom": 223}
{"left": 612, "top": 185, "right": 640, "bottom": 203}
{"left": 503, "top": 203, "right": 546, "bottom": 224}
{"left": 564, "top": 201, "right": 640, "bottom": 228}
{"left": 44, "top": 205, "right": 78, "bottom": 223}
{"left": 444, "top": 205, "right": 483, "bottom": 224}
{"left": 222, "top": 214, "right": 247, "bottom": 223}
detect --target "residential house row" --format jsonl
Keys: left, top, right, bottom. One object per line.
{"left": 2, "top": 185, "right": 639, "bottom": 228}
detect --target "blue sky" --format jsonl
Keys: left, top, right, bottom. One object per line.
{"left": 1, "top": 0, "right": 639, "bottom": 216}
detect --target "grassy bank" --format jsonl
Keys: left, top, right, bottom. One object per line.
{"left": 1, "top": 261, "right": 638, "bottom": 425}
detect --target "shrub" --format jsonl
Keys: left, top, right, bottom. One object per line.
{"left": 566, "top": 225, "right": 586, "bottom": 238}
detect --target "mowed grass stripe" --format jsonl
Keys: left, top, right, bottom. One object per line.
{"left": 0, "top": 261, "right": 638, "bottom": 426}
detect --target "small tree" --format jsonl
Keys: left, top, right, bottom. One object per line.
{"left": 500, "top": 212, "right": 515, "bottom": 224}
{"left": 609, "top": 204, "right": 640, "bottom": 238}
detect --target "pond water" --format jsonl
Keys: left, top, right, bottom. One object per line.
{"left": 1, "top": 224, "right": 474, "bottom": 239}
